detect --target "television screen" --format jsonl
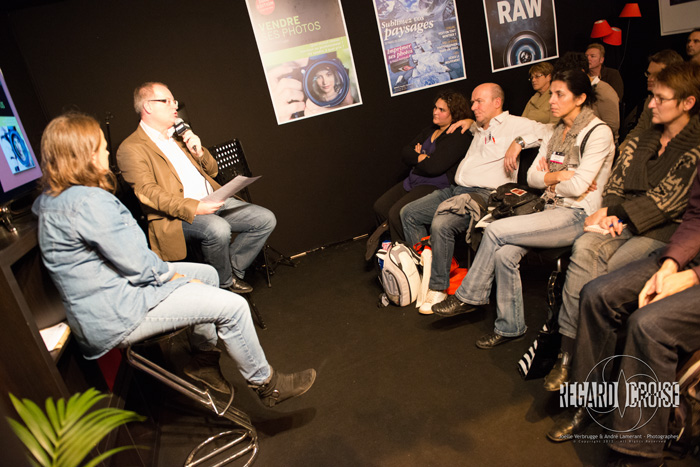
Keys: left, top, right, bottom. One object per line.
{"left": 0, "top": 67, "right": 42, "bottom": 205}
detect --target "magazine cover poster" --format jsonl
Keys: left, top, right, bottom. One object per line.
{"left": 245, "top": 0, "right": 362, "bottom": 125}
{"left": 373, "top": 0, "right": 466, "bottom": 97}
{"left": 482, "top": 0, "right": 559, "bottom": 73}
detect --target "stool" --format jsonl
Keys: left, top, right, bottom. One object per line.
{"left": 125, "top": 329, "right": 259, "bottom": 466}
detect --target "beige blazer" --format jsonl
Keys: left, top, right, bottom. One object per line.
{"left": 116, "top": 125, "right": 221, "bottom": 261}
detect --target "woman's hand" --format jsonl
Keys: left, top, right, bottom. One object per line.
{"left": 446, "top": 118, "right": 474, "bottom": 134}
{"left": 597, "top": 215, "right": 624, "bottom": 236}
{"left": 268, "top": 61, "right": 307, "bottom": 121}
{"left": 639, "top": 259, "right": 698, "bottom": 307}
{"left": 168, "top": 272, "right": 202, "bottom": 284}
{"left": 584, "top": 208, "right": 608, "bottom": 227}
{"left": 537, "top": 157, "right": 548, "bottom": 172}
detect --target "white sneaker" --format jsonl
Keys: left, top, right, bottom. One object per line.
{"left": 419, "top": 290, "right": 447, "bottom": 315}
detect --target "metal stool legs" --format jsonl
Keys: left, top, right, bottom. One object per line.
{"left": 126, "top": 337, "right": 258, "bottom": 466}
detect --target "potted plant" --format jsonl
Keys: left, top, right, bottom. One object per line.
{"left": 6, "top": 387, "right": 146, "bottom": 467}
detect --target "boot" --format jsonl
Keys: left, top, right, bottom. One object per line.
{"left": 250, "top": 367, "right": 316, "bottom": 408}
{"left": 543, "top": 351, "right": 572, "bottom": 392}
{"left": 183, "top": 349, "right": 233, "bottom": 394}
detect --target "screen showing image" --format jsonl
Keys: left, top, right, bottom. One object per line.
{"left": 0, "top": 68, "right": 41, "bottom": 194}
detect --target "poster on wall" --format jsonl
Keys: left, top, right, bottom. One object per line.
{"left": 482, "top": 0, "right": 559, "bottom": 73}
{"left": 372, "top": 0, "right": 466, "bottom": 97}
{"left": 245, "top": 0, "right": 362, "bottom": 125}
{"left": 658, "top": 0, "right": 700, "bottom": 36}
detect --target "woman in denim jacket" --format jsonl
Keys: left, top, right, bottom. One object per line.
{"left": 32, "top": 113, "right": 314, "bottom": 407}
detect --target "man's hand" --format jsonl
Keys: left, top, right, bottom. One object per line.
{"left": 504, "top": 141, "right": 522, "bottom": 175}
{"left": 195, "top": 200, "right": 225, "bottom": 215}
{"left": 584, "top": 207, "right": 608, "bottom": 227}
{"left": 446, "top": 118, "right": 474, "bottom": 134}
{"left": 182, "top": 130, "right": 203, "bottom": 158}
{"left": 639, "top": 259, "right": 698, "bottom": 307}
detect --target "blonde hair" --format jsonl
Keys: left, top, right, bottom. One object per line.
{"left": 133, "top": 82, "right": 166, "bottom": 115}
{"left": 40, "top": 113, "right": 114, "bottom": 196}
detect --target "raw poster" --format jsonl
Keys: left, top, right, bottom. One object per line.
{"left": 482, "top": 0, "right": 559, "bottom": 72}
{"left": 373, "top": 0, "right": 466, "bottom": 97}
{"left": 245, "top": 0, "right": 362, "bottom": 125}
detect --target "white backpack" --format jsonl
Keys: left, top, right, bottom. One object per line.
{"left": 376, "top": 242, "right": 422, "bottom": 307}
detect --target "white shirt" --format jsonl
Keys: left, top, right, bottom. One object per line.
{"left": 454, "top": 111, "right": 549, "bottom": 189}
{"left": 140, "top": 121, "right": 212, "bottom": 200}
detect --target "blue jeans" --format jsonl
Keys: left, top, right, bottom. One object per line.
{"left": 558, "top": 229, "right": 666, "bottom": 339}
{"left": 119, "top": 262, "right": 271, "bottom": 384}
{"left": 400, "top": 185, "right": 492, "bottom": 290}
{"left": 182, "top": 197, "right": 276, "bottom": 288}
{"left": 574, "top": 253, "right": 700, "bottom": 458}
{"left": 455, "top": 207, "right": 587, "bottom": 337}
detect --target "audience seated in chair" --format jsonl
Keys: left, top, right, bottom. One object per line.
{"left": 117, "top": 81, "right": 275, "bottom": 294}
{"left": 585, "top": 43, "right": 624, "bottom": 101}
{"left": 430, "top": 70, "right": 615, "bottom": 350}
{"left": 620, "top": 49, "right": 683, "bottom": 152}
{"left": 554, "top": 52, "right": 620, "bottom": 143}
{"left": 33, "top": 113, "right": 315, "bottom": 407}
{"left": 543, "top": 62, "right": 700, "bottom": 393}
{"left": 522, "top": 61, "right": 556, "bottom": 124}
{"left": 366, "top": 90, "right": 473, "bottom": 260}
{"left": 399, "top": 82, "right": 549, "bottom": 314}
{"left": 546, "top": 165, "right": 700, "bottom": 467}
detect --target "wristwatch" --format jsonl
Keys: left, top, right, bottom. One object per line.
{"left": 515, "top": 136, "right": 526, "bottom": 149}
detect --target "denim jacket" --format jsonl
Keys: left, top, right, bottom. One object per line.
{"left": 32, "top": 186, "right": 187, "bottom": 359}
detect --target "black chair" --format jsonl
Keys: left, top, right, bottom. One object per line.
{"left": 126, "top": 328, "right": 258, "bottom": 467}
{"left": 208, "top": 139, "right": 295, "bottom": 288}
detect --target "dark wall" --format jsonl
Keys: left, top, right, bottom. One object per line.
{"left": 0, "top": 0, "right": 691, "bottom": 255}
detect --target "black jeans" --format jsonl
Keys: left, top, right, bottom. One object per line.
{"left": 573, "top": 252, "right": 700, "bottom": 458}
{"left": 373, "top": 182, "right": 437, "bottom": 242}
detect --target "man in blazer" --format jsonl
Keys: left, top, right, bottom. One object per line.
{"left": 117, "top": 82, "right": 275, "bottom": 294}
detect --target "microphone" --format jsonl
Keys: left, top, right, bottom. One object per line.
{"left": 173, "top": 118, "right": 197, "bottom": 153}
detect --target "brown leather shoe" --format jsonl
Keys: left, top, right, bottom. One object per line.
{"left": 547, "top": 407, "right": 592, "bottom": 442}
{"left": 543, "top": 351, "right": 572, "bottom": 392}
{"left": 475, "top": 332, "right": 525, "bottom": 349}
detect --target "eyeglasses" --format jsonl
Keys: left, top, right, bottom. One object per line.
{"left": 651, "top": 94, "right": 678, "bottom": 105}
{"left": 529, "top": 73, "right": 545, "bottom": 81}
{"left": 644, "top": 71, "right": 658, "bottom": 79}
{"left": 149, "top": 98, "right": 178, "bottom": 107}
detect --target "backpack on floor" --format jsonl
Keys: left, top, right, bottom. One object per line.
{"left": 377, "top": 242, "right": 422, "bottom": 307}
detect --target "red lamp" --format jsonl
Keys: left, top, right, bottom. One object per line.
{"left": 619, "top": 3, "right": 642, "bottom": 18}
{"left": 603, "top": 28, "right": 622, "bottom": 46}
{"left": 591, "top": 20, "right": 613, "bottom": 38}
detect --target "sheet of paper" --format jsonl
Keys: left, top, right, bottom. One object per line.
{"left": 39, "top": 322, "right": 70, "bottom": 351}
{"left": 201, "top": 175, "right": 261, "bottom": 203}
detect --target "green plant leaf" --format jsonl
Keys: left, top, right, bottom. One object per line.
{"left": 9, "top": 395, "right": 56, "bottom": 455}
{"left": 58, "top": 389, "right": 106, "bottom": 437}
{"left": 56, "top": 398, "right": 66, "bottom": 429}
{"left": 57, "top": 409, "right": 145, "bottom": 467}
{"left": 44, "top": 398, "right": 61, "bottom": 435}
{"left": 6, "top": 417, "right": 51, "bottom": 467}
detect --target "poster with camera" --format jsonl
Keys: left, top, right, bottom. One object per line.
{"left": 482, "top": 0, "right": 559, "bottom": 73}
{"left": 373, "top": 0, "right": 466, "bottom": 97}
{"left": 245, "top": 0, "right": 362, "bottom": 125}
